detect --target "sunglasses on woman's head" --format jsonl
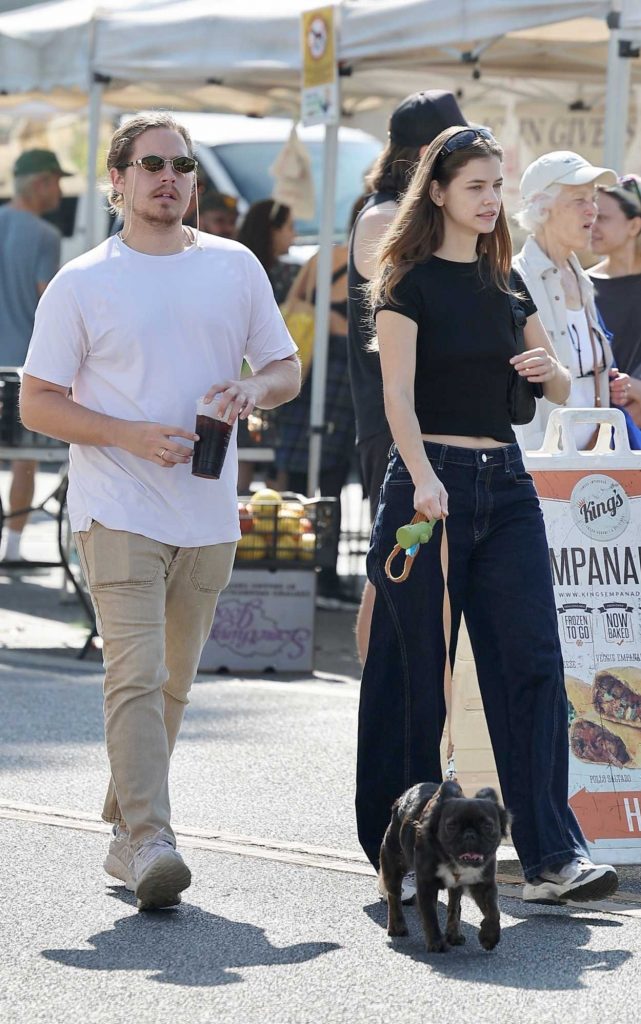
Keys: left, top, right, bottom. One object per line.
{"left": 618, "top": 175, "right": 641, "bottom": 208}
{"left": 437, "top": 127, "right": 495, "bottom": 160}
{"left": 118, "top": 155, "right": 198, "bottom": 174}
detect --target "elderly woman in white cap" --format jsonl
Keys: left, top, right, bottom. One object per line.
{"left": 513, "top": 151, "right": 632, "bottom": 451}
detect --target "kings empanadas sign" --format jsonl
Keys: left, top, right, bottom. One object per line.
{"left": 570, "top": 474, "right": 630, "bottom": 541}
{"left": 534, "top": 467, "right": 641, "bottom": 862}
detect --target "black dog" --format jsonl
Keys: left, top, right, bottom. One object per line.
{"left": 379, "top": 780, "right": 510, "bottom": 953}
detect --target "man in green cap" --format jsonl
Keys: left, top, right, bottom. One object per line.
{"left": 0, "top": 148, "right": 71, "bottom": 561}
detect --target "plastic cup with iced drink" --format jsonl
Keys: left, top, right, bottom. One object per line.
{"left": 191, "top": 395, "right": 233, "bottom": 480}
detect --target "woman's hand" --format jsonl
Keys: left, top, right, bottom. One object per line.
{"left": 510, "top": 347, "right": 559, "bottom": 383}
{"left": 414, "top": 476, "right": 448, "bottom": 521}
{"left": 609, "top": 368, "right": 636, "bottom": 407}
{"left": 520, "top": 312, "right": 570, "bottom": 405}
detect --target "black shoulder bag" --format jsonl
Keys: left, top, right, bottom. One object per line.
{"left": 507, "top": 277, "right": 543, "bottom": 425}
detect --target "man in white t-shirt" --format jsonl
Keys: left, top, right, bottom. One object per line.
{"left": 20, "top": 112, "right": 300, "bottom": 911}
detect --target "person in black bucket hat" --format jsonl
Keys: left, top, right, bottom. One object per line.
{"left": 347, "top": 89, "right": 467, "bottom": 670}
{"left": 387, "top": 90, "right": 468, "bottom": 148}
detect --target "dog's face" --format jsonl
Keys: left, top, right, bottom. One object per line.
{"left": 420, "top": 782, "right": 509, "bottom": 870}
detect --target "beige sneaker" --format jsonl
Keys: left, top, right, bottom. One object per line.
{"left": 104, "top": 825, "right": 135, "bottom": 891}
{"left": 133, "top": 830, "right": 191, "bottom": 911}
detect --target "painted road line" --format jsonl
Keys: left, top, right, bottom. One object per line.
{"left": 2, "top": 800, "right": 641, "bottom": 913}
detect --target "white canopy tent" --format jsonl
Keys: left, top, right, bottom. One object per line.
{"left": 0, "top": 1, "right": 628, "bottom": 91}
{"left": 4, "top": 3, "right": 641, "bottom": 163}
{"left": 2, "top": 0, "right": 641, "bottom": 490}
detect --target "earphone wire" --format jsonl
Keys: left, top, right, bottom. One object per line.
{"left": 119, "top": 164, "right": 137, "bottom": 243}
{"left": 194, "top": 172, "right": 202, "bottom": 249}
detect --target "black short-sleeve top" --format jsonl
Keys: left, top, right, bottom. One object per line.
{"left": 375, "top": 255, "right": 537, "bottom": 444}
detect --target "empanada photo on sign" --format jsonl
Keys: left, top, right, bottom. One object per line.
{"left": 593, "top": 667, "right": 641, "bottom": 728}
{"left": 565, "top": 675, "right": 592, "bottom": 717}
{"left": 570, "top": 715, "right": 635, "bottom": 769}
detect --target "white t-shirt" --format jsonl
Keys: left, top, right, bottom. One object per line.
{"left": 566, "top": 305, "right": 604, "bottom": 450}
{"left": 24, "top": 233, "right": 297, "bottom": 546}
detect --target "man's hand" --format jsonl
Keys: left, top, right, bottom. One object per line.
{"left": 116, "top": 420, "right": 198, "bottom": 468}
{"left": 202, "top": 378, "right": 265, "bottom": 425}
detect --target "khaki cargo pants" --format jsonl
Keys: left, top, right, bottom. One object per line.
{"left": 75, "top": 522, "right": 235, "bottom": 847}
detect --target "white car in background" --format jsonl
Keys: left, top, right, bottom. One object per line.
{"left": 186, "top": 113, "right": 381, "bottom": 248}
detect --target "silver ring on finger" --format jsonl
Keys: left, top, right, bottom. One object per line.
{"left": 159, "top": 447, "right": 167, "bottom": 460}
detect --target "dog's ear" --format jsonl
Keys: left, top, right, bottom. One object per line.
{"left": 439, "top": 780, "right": 464, "bottom": 801}
{"left": 474, "top": 787, "right": 499, "bottom": 803}
{"left": 475, "top": 787, "right": 511, "bottom": 838}
{"left": 420, "top": 779, "right": 463, "bottom": 839}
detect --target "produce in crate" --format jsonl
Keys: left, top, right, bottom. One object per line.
{"left": 252, "top": 516, "right": 276, "bottom": 535}
{"left": 234, "top": 489, "right": 319, "bottom": 563}
{"left": 300, "top": 532, "right": 316, "bottom": 561}
{"left": 236, "top": 532, "right": 267, "bottom": 560}
{"left": 238, "top": 503, "right": 254, "bottom": 534}
{"left": 278, "top": 508, "right": 303, "bottom": 534}
{"left": 247, "top": 488, "right": 282, "bottom": 516}
{"left": 283, "top": 501, "right": 305, "bottom": 518}
{"left": 276, "top": 535, "right": 300, "bottom": 560}
{"left": 248, "top": 487, "right": 281, "bottom": 535}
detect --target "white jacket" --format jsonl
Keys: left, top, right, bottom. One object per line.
{"left": 512, "top": 235, "right": 613, "bottom": 451}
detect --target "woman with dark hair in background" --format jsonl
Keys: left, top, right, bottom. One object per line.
{"left": 273, "top": 199, "right": 364, "bottom": 608}
{"left": 237, "top": 199, "right": 297, "bottom": 303}
{"left": 590, "top": 174, "right": 641, "bottom": 425}
{"left": 236, "top": 199, "right": 298, "bottom": 491}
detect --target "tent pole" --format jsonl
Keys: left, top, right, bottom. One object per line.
{"left": 86, "top": 73, "right": 104, "bottom": 250}
{"left": 307, "top": 120, "right": 339, "bottom": 496}
{"left": 604, "top": 6, "right": 634, "bottom": 173}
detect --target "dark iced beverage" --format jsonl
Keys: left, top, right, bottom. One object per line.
{"left": 192, "top": 412, "right": 232, "bottom": 479}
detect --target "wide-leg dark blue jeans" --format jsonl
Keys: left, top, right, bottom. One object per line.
{"left": 356, "top": 441, "right": 587, "bottom": 881}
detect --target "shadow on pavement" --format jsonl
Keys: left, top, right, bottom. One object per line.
{"left": 363, "top": 899, "right": 632, "bottom": 988}
{"left": 41, "top": 887, "right": 341, "bottom": 987}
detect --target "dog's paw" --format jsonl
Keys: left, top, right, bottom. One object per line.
{"left": 445, "top": 930, "right": 466, "bottom": 946}
{"left": 387, "top": 923, "right": 409, "bottom": 938}
{"left": 479, "top": 924, "right": 500, "bottom": 951}
{"left": 426, "top": 938, "right": 449, "bottom": 954}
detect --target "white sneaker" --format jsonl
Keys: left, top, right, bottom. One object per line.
{"left": 132, "top": 830, "right": 191, "bottom": 911}
{"left": 378, "top": 870, "right": 417, "bottom": 905}
{"left": 523, "top": 857, "right": 618, "bottom": 903}
{"left": 104, "top": 824, "right": 135, "bottom": 891}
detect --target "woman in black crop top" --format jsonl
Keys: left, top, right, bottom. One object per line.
{"left": 356, "top": 126, "right": 618, "bottom": 909}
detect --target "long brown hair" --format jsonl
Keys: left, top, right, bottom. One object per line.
{"left": 237, "top": 199, "right": 291, "bottom": 271}
{"left": 364, "top": 139, "right": 423, "bottom": 198}
{"left": 369, "top": 127, "right": 512, "bottom": 311}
